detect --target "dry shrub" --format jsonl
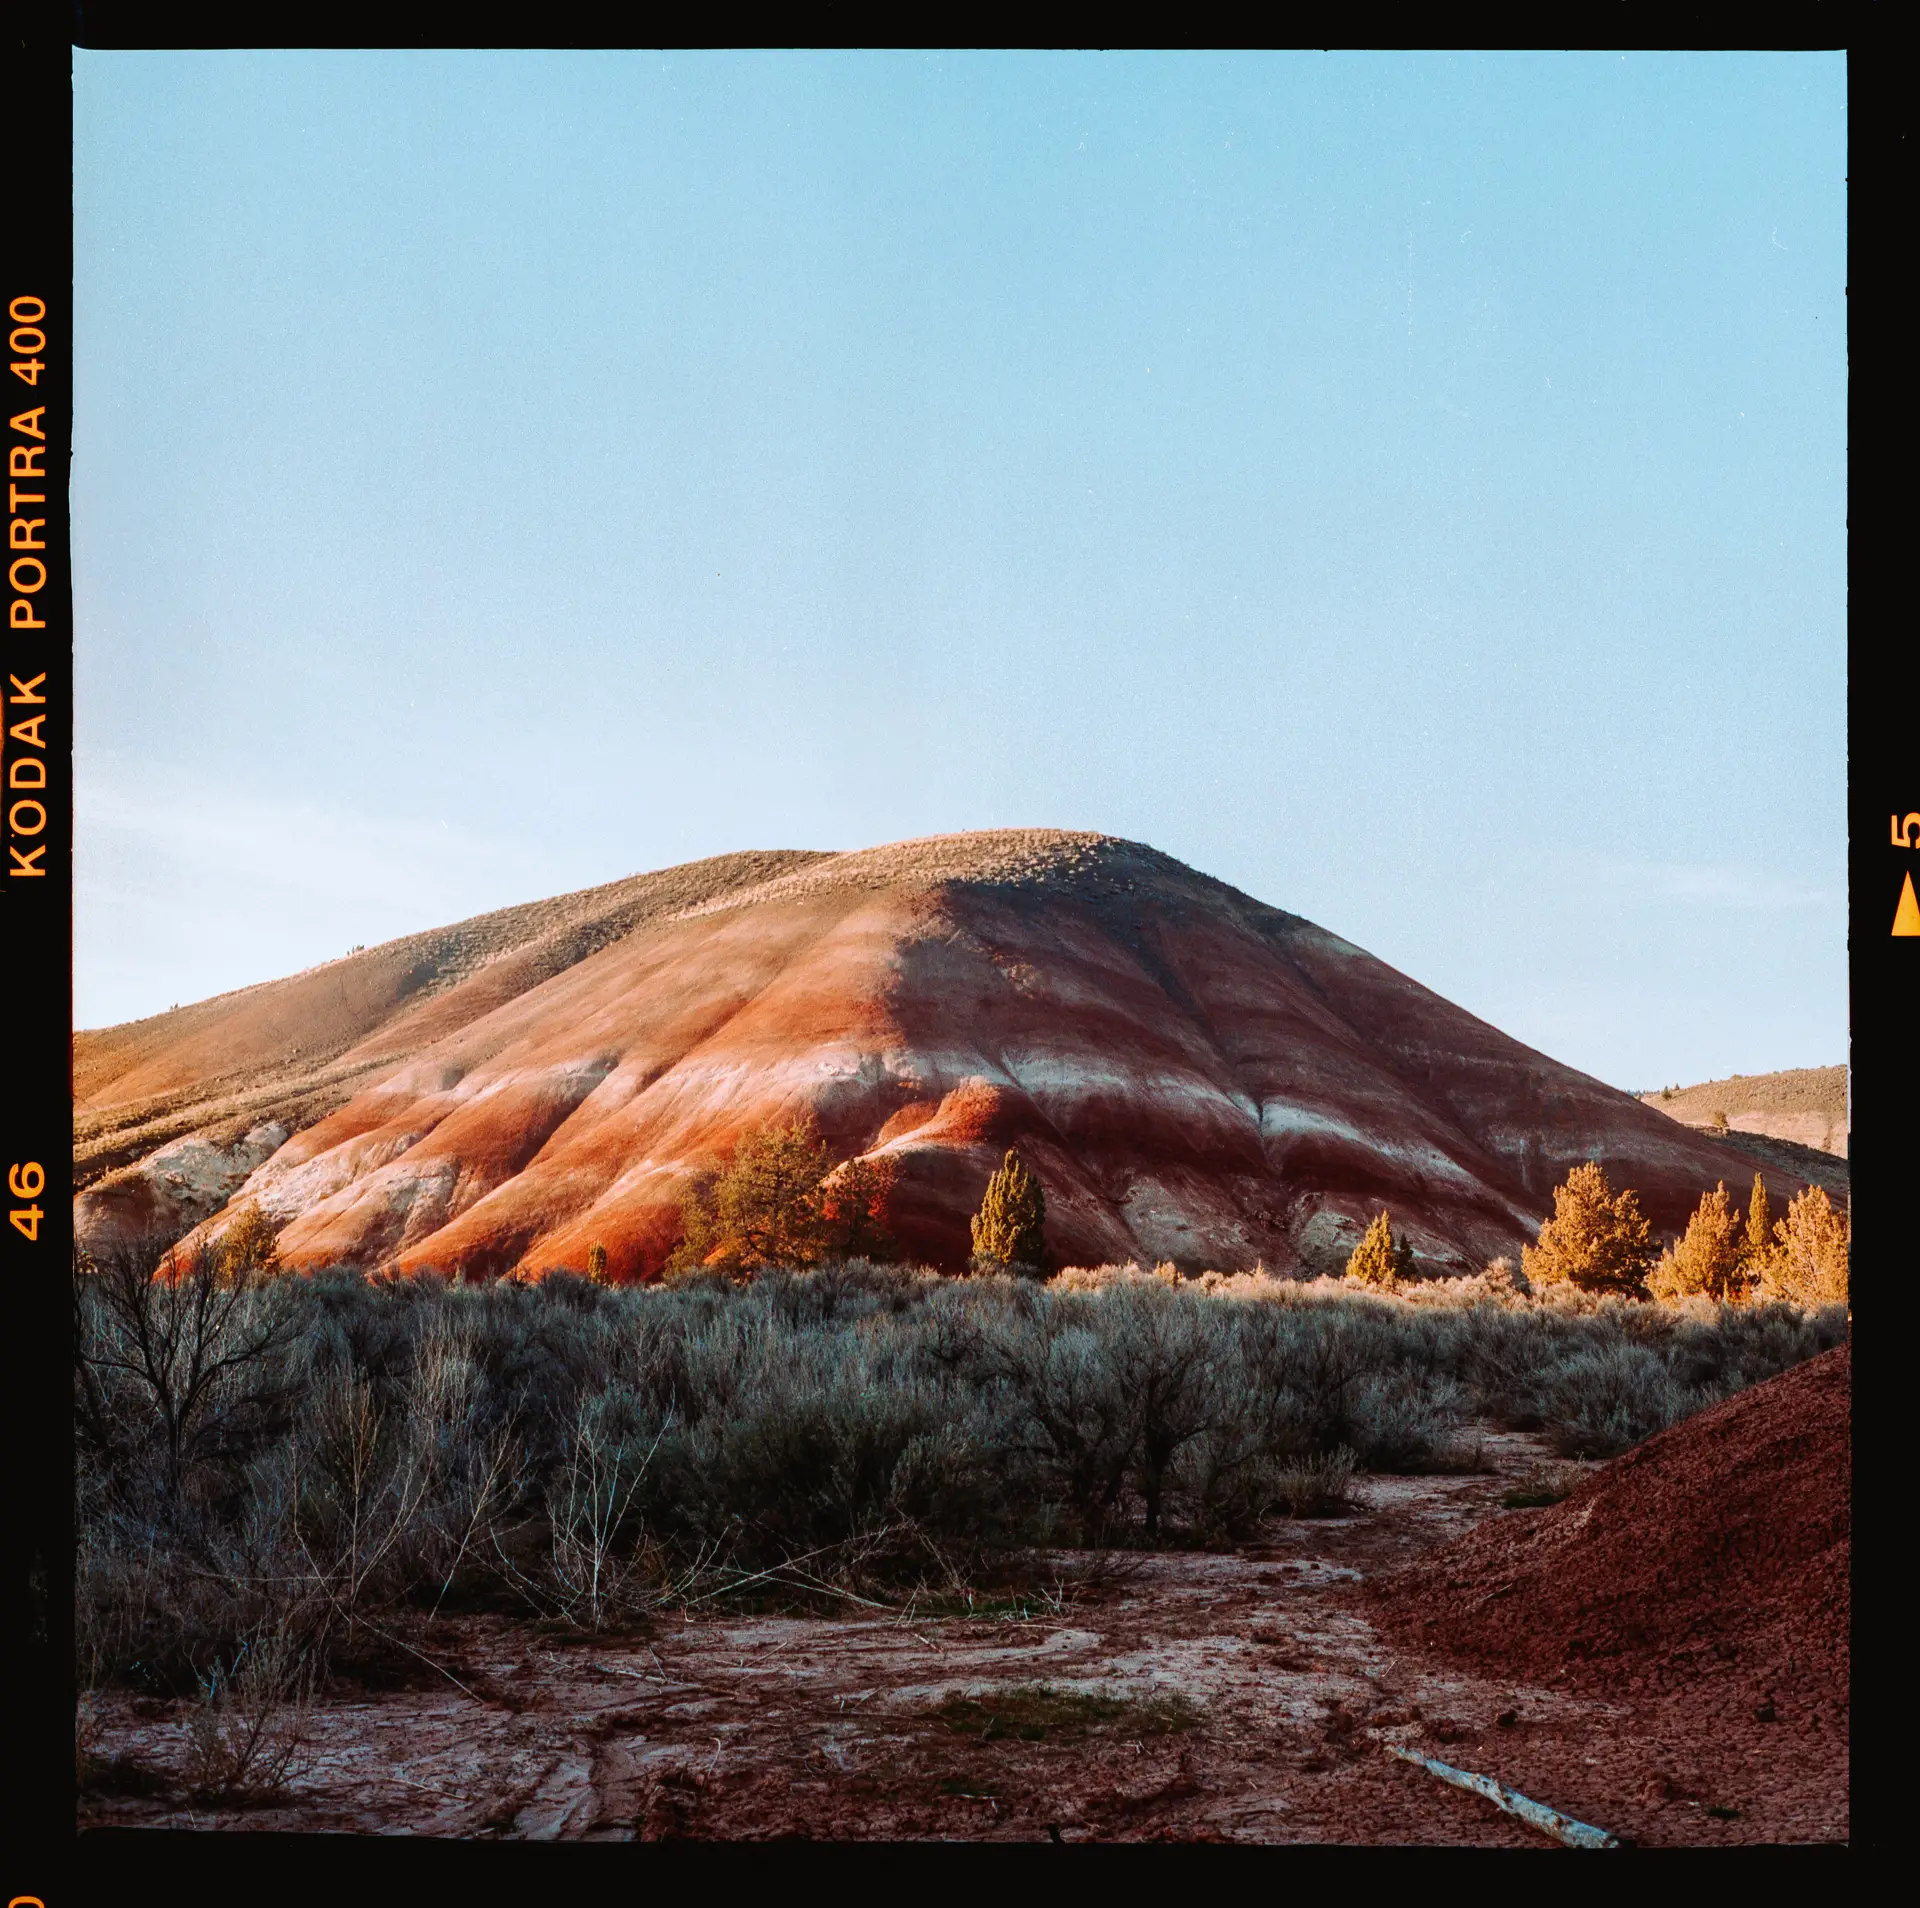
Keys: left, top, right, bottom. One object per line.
{"left": 1499, "top": 1461, "right": 1583, "bottom": 1508}
{"left": 183, "top": 1627, "right": 313, "bottom": 1801}
{"left": 540, "top": 1389, "right": 666, "bottom": 1629}
{"left": 1048, "top": 1262, "right": 1159, "bottom": 1292}
{"left": 1268, "top": 1448, "right": 1358, "bottom": 1516}
{"left": 1539, "top": 1342, "right": 1688, "bottom": 1457}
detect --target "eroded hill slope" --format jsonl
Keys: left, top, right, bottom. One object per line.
{"left": 77, "top": 830, "right": 1807, "bottom": 1279}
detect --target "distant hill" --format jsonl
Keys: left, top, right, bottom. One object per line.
{"left": 1640, "top": 1066, "right": 1848, "bottom": 1161}
{"left": 76, "top": 829, "right": 1815, "bottom": 1281}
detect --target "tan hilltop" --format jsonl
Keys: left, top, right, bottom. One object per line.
{"left": 75, "top": 828, "right": 1814, "bottom": 1280}
{"left": 1639, "top": 1066, "right": 1847, "bottom": 1159}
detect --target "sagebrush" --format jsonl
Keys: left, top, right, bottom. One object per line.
{"left": 76, "top": 1244, "right": 1845, "bottom": 1699}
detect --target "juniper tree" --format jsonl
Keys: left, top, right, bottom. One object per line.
{"left": 1345, "top": 1210, "right": 1411, "bottom": 1288}
{"left": 1744, "top": 1173, "right": 1773, "bottom": 1269}
{"left": 1760, "top": 1186, "right": 1849, "bottom": 1306}
{"left": 816, "top": 1155, "right": 896, "bottom": 1261}
{"left": 1648, "top": 1181, "right": 1746, "bottom": 1301}
{"left": 669, "top": 1120, "right": 832, "bottom": 1274}
{"left": 1521, "top": 1161, "right": 1657, "bottom": 1299}
{"left": 970, "top": 1150, "right": 1048, "bottom": 1274}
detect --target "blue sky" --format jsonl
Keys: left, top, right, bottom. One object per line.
{"left": 72, "top": 51, "right": 1846, "bottom": 1089}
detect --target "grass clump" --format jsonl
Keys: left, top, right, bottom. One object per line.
{"left": 929, "top": 1684, "right": 1199, "bottom": 1742}
{"left": 1498, "top": 1463, "right": 1584, "bottom": 1509}
{"left": 1268, "top": 1449, "right": 1358, "bottom": 1516}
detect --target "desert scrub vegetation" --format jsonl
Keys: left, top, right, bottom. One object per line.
{"left": 76, "top": 1243, "right": 1845, "bottom": 1714}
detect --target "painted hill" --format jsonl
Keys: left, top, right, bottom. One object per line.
{"left": 1640, "top": 1066, "right": 1847, "bottom": 1159}
{"left": 74, "top": 829, "right": 1811, "bottom": 1281}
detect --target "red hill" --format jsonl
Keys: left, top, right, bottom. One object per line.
{"left": 75, "top": 830, "right": 1805, "bottom": 1281}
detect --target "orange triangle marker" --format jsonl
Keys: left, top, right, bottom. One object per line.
{"left": 1896, "top": 872, "right": 1920, "bottom": 937}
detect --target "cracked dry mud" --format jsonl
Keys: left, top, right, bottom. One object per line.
{"left": 79, "top": 1432, "right": 1845, "bottom": 1845}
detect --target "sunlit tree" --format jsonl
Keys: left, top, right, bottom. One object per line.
{"left": 669, "top": 1120, "right": 832, "bottom": 1274}
{"left": 218, "top": 1203, "right": 281, "bottom": 1279}
{"left": 1521, "top": 1161, "right": 1656, "bottom": 1299}
{"left": 816, "top": 1154, "right": 897, "bottom": 1261}
{"left": 970, "top": 1150, "right": 1048, "bottom": 1274}
{"left": 1346, "top": 1210, "right": 1414, "bottom": 1288}
{"left": 1648, "top": 1181, "right": 1746, "bottom": 1302}
{"left": 1758, "top": 1186, "right": 1849, "bottom": 1307}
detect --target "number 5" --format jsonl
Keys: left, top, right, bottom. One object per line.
{"left": 1892, "top": 813, "right": 1920, "bottom": 849}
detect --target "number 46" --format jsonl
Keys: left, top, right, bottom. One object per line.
{"left": 9, "top": 1161, "right": 44, "bottom": 1240}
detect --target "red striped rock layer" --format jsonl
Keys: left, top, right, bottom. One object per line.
{"left": 83, "top": 831, "right": 1803, "bottom": 1280}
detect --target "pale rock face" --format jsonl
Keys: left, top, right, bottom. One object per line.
{"left": 77, "top": 829, "right": 1811, "bottom": 1281}
{"left": 75, "top": 1122, "right": 289, "bottom": 1260}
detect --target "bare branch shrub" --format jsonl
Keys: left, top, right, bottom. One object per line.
{"left": 543, "top": 1387, "right": 664, "bottom": 1629}
{"left": 183, "top": 1624, "right": 313, "bottom": 1801}
{"left": 77, "top": 1235, "right": 298, "bottom": 1494}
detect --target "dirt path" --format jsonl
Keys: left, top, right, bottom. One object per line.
{"left": 78, "top": 1432, "right": 1845, "bottom": 1844}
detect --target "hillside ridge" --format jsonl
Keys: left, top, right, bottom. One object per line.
{"left": 1640, "top": 1065, "right": 1847, "bottom": 1160}
{"left": 75, "top": 829, "right": 1811, "bottom": 1282}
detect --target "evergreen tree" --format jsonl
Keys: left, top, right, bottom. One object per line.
{"left": 1743, "top": 1173, "right": 1773, "bottom": 1268}
{"left": 669, "top": 1120, "right": 832, "bottom": 1274}
{"left": 816, "top": 1155, "right": 897, "bottom": 1261}
{"left": 1345, "top": 1210, "right": 1406, "bottom": 1287}
{"left": 1648, "top": 1181, "right": 1746, "bottom": 1301}
{"left": 1521, "top": 1161, "right": 1657, "bottom": 1298}
{"left": 1760, "top": 1186, "right": 1849, "bottom": 1306}
{"left": 970, "top": 1150, "right": 1048, "bottom": 1273}
{"left": 1394, "top": 1230, "right": 1417, "bottom": 1283}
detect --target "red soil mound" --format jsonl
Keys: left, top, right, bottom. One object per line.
{"left": 75, "top": 829, "right": 1808, "bottom": 1281}
{"left": 1377, "top": 1345, "right": 1849, "bottom": 1709}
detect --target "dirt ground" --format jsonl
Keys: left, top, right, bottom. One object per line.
{"left": 77, "top": 1430, "right": 1847, "bottom": 1846}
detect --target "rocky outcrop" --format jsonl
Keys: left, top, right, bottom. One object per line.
{"left": 76, "top": 830, "right": 1811, "bottom": 1281}
{"left": 74, "top": 1121, "right": 289, "bottom": 1260}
